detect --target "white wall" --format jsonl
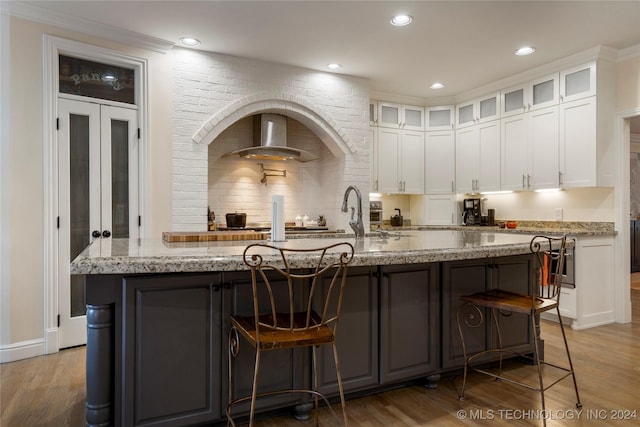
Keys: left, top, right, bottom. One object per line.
{"left": 171, "top": 49, "right": 370, "bottom": 233}
{"left": 0, "top": 15, "right": 173, "bottom": 360}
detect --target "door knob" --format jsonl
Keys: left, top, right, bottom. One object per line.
{"left": 91, "top": 230, "right": 101, "bottom": 238}
{"left": 102, "top": 230, "right": 112, "bottom": 238}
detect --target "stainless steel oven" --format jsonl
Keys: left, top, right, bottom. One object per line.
{"left": 370, "top": 201, "right": 383, "bottom": 226}
{"left": 551, "top": 242, "right": 575, "bottom": 289}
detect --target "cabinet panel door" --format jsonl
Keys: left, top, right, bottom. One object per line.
{"left": 490, "top": 255, "right": 534, "bottom": 353}
{"left": 221, "top": 271, "right": 305, "bottom": 415}
{"left": 380, "top": 264, "right": 439, "bottom": 384}
{"left": 478, "top": 121, "right": 501, "bottom": 191}
{"left": 378, "top": 102, "right": 401, "bottom": 128}
{"left": 560, "top": 62, "right": 596, "bottom": 103}
{"left": 559, "top": 97, "right": 597, "bottom": 188}
{"left": 376, "top": 128, "right": 401, "bottom": 193}
{"left": 122, "top": 274, "right": 222, "bottom": 426}
{"left": 478, "top": 92, "right": 501, "bottom": 123}
{"left": 441, "top": 259, "right": 489, "bottom": 369}
{"left": 529, "top": 106, "right": 559, "bottom": 189}
{"left": 402, "top": 105, "right": 425, "bottom": 131}
{"left": 400, "top": 130, "right": 425, "bottom": 194}
{"left": 529, "top": 73, "right": 559, "bottom": 111}
{"left": 425, "top": 106, "right": 454, "bottom": 131}
{"left": 501, "top": 86, "right": 527, "bottom": 118}
{"left": 425, "top": 131, "right": 455, "bottom": 194}
{"left": 501, "top": 114, "right": 528, "bottom": 190}
{"left": 316, "top": 267, "right": 378, "bottom": 396}
{"left": 455, "top": 127, "right": 479, "bottom": 193}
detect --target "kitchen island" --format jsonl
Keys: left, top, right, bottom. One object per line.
{"left": 71, "top": 229, "right": 596, "bottom": 427}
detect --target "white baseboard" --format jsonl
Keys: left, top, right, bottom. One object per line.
{"left": 0, "top": 338, "right": 45, "bottom": 363}
{"left": 45, "top": 327, "right": 59, "bottom": 354}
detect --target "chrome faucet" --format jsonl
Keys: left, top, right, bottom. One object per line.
{"left": 341, "top": 185, "right": 365, "bottom": 238}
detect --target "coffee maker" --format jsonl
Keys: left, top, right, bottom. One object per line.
{"left": 462, "top": 198, "right": 482, "bottom": 225}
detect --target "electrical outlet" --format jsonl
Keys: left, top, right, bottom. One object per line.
{"left": 555, "top": 208, "right": 563, "bottom": 221}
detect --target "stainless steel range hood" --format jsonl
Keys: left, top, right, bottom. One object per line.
{"left": 221, "top": 114, "right": 319, "bottom": 162}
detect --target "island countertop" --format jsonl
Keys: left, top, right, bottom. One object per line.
{"left": 70, "top": 229, "right": 576, "bottom": 275}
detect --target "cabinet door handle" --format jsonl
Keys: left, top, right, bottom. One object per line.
{"left": 527, "top": 174, "right": 531, "bottom": 188}
{"left": 522, "top": 174, "right": 526, "bottom": 189}
{"left": 451, "top": 181, "right": 454, "bottom": 192}
{"left": 559, "top": 171, "right": 563, "bottom": 186}
{"left": 374, "top": 180, "right": 378, "bottom": 191}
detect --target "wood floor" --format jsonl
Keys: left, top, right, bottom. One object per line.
{"left": 2, "top": 306, "right": 639, "bottom": 426}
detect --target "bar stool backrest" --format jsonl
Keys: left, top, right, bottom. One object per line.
{"left": 531, "top": 235, "right": 568, "bottom": 302}
{"left": 242, "top": 242, "right": 355, "bottom": 343}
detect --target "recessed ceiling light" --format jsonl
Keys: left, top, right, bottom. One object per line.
{"left": 179, "top": 37, "right": 201, "bottom": 47}
{"left": 515, "top": 46, "right": 536, "bottom": 56}
{"left": 430, "top": 82, "right": 444, "bottom": 90}
{"left": 326, "top": 63, "right": 342, "bottom": 71}
{"left": 390, "top": 14, "right": 413, "bottom": 26}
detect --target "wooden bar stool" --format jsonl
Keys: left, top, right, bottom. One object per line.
{"left": 456, "top": 235, "right": 581, "bottom": 426}
{"left": 226, "top": 242, "right": 354, "bottom": 427}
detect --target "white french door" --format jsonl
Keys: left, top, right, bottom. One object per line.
{"left": 57, "top": 98, "right": 139, "bottom": 348}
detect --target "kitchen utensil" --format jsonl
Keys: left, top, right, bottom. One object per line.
{"left": 390, "top": 208, "right": 403, "bottom": 227}
{"left": 225, "top": 212, "right": 247, "bottom": 228}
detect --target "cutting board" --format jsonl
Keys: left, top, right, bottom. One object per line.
{"left": 162, "top": 231, "right": 268, "bottom": 242}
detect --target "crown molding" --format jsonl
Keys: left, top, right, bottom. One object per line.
{"left": 6, "top": 1, "right": 173, "bottom": 54}
{"left": 618, "top": 43, "right": 640, "bottom": 62}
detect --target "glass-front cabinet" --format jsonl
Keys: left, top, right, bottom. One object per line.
{"left": 560, "top": 62, "right": 596, "bottom": 103}
{"left": 501, "top": 73, "right": 559, "bottom": 118}
{"left": 378, "top": 102, "right": 424, "bottom": 131}
{"left": 455, "top": 92, "right": 500, "bottom": 129}
{"left": 425, "top": 105, "right": 455, "bottom": 131}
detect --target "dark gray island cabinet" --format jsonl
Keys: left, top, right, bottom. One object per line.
{"left": 83, "top": 256, "right": 534, "bottom": 427}
{"left": 73, "top": 231, "right": 551, "bottom": 426}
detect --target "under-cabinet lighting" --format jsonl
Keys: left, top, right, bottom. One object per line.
{"left": 534, "top": 188, "right": 562, "bottom": 193}
{"left": 479, "top": 190, "right": 514, "bottom": 195}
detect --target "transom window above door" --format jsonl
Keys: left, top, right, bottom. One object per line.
{"left": 59, "top": 55, "right": 135, "bottom": 104}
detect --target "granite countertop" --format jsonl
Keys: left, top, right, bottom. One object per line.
{"left": 70, "top": 229, "right": 588, "bottom": 275}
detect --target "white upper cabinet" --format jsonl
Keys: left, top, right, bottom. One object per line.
{"left": 374, "top": 128, "right": 424, "bottom": 194}
{"left": 501, "top": 105, "right": 560, "bottom": 190}
{"left": 456, "top": 121, "right": 500, "bottom": 193}
{"left": 425, "top": 105, "right": 455, "bottom": 131}
{"left": 560, "top": 62, "right": 596, "bottom": 103}
{"left": 377, "top": 102, "right": 424, "bottom": 131}
{"left": 559, "top": 97, "right": 598, "bottom": 187}
{"left": 425, "top": 130, "right": 455, "bottom": 194}
{"left": 455, "top": 92, "right": 500, "bottom": 129}
{"left": 501, "top": 73, "right": 559, "bottom": 118}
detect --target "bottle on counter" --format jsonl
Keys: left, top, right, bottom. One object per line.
{"left": 302, "top": 213, "right": 310, "bottom": 227}
{"left": 208, "top": 207, "right": 216, "bottom": 231}
{"left": 295, "top": 213, "right": 303, "bottom": 227}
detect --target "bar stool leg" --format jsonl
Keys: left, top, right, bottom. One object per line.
{"left": 332, "top": 342, "right": 349, "bottom": 426}
{"left": 531, "top": 315, "right": 547, "bottom": 427}
{"left": 556, "top": 308, "right": 582, "bottom": 408}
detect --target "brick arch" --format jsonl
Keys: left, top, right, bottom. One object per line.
{"left": 191, "top": 93, "right": 357, "bottom": 156}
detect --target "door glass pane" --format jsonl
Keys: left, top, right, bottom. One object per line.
{"left": 458, "top": 104, "right": 473, "bottom": 125}
{"left": 429, "top": 109, "right": 451, "bottom": 127}
{"left": 381, "top": 105, "right": 399, "bottom": 125}
{"left": 59, "top": 55, "right": 135, "bottom": 104}
{"left": 504, "top": 89, "right": 524, "bottom": 113}
{"left": 532, "top": 79, "right": 554, "bottom": 105}
{"left": 565, "top": 68, "right": 591, "bottom": 97}
{"left": 69, "top": 114, "right": 90, "bottom": 317}
{"left": 111, "top": 119, "right": 130, "bottom": 238}
{"left": 479, "top": 97, "right": 496, "bottom": 119}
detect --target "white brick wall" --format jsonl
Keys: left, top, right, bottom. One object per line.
{"left": 172, "top": 48, "right": 370, "bottom": 231}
